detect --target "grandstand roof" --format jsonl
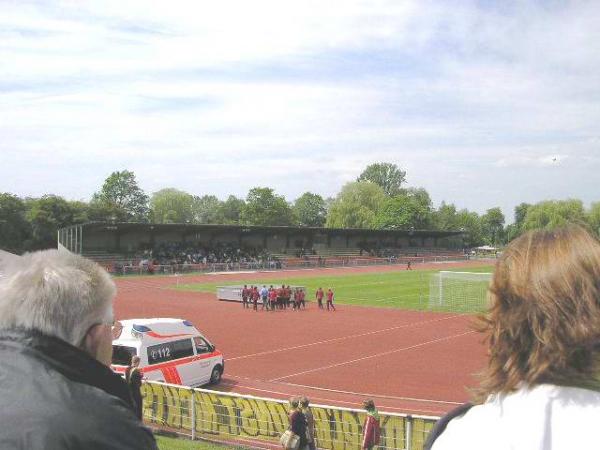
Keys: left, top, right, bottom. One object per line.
{"left": 64, "top": 222, "right": 462, "bottom": 238}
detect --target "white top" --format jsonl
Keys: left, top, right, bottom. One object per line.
{"left": 432, "top": 384, "right": 600, "bottom": 450}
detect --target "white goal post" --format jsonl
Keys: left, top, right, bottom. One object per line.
{"left": 428, "top": 271, "right": 493, "bottom": 312}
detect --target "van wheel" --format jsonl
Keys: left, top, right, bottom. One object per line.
{"left": 210, "top": 366, "right": 222, "bottom": 384}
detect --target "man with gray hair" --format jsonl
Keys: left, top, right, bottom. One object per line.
{"left": 0, "top": 249, "right": 157, "bottom": 449}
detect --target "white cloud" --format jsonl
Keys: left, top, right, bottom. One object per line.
{"left": 0, "top": 0, "right": 599, "bottom": 219}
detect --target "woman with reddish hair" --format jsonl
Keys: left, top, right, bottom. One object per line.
{"left": 427, "top": 225, "right": 600, "bottom": 450}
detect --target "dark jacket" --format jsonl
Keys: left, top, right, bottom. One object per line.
{"left": 0, "top": 328, "right": 158, "bottom": 450}
{"left": 289, "top": 410, "right": 307, "bottom": 447}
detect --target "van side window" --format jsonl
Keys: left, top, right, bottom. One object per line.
{"left": 194, "top": 336, "right": 211, "bottom": 354}
{"left": 147, "top": 339, "right": 194, "bottom": 365}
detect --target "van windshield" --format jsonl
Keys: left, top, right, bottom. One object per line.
{"left": 112, "top": 345, "right": 137, "bottom": 365}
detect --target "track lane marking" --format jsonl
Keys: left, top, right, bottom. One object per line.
{"left": 268, "top": 330, "right": 476, "bottom": 382}
{"left": 227, "top": 314, "right": 465, "bottom": 361}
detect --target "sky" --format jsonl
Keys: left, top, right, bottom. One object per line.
{"left": 1, "top": 0, "right": 599, "bottom": 222}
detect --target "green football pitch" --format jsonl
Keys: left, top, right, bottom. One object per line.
{"left": 174, "top": 266, "right": 494, "bottom": 311}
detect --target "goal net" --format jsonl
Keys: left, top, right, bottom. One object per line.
{"left": 428, "top": 271, "right": 493, "bottom": 313}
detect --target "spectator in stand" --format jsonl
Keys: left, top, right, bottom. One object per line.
{"left": 316, "top": 287, "right": 324, "bottom": 309}
{"left": 426, "top": 226, "right": 600, "bottom": 450}
{"left": 326, "top": 288, "right": 336, "bottom": 311}
{"left": 260, "top": 285, "right": 269, "bottom": 310}
{"left": 300, "top": 397, "right": 316, "bottom": 450}
{"left": 362, "top": 399, "right": 381, "bottom": 450}
{"left": 288, "top": 397, "right": 308, "bottom": 450}
{"left": 0, "top": 249, "right": 157, "bottom": 450}
{"left": 126, "top": 356, "right": 144, "bottom": 420}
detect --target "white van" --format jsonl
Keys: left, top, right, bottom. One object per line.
{"left": 111, "top": 318, "right": 224, "bottom": 386}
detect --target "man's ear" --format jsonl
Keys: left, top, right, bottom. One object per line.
{"left": 82, "top": 324, "right": 104, "bottom": 359}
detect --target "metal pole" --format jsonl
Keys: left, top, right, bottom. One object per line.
{"left": 406, "top": 415, "right": 412, "bottom": 450}
{"left": 191, "top": 389, "right": 196, "bottom": 441}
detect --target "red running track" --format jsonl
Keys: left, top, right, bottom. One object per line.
{"left": 114, "top": 261, "right": 489, "bottom": 417}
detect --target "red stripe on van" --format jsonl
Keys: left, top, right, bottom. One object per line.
{"left": 145, "top": 331, "right": 194, "bottom": 339}
{"left": 141, "top": 350, "right": 222, "bottom": 375}
{"left": 160, "top": 366, "right": 182, "bottom": 385}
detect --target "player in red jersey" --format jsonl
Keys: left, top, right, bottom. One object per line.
{"left": 241, "top": 284, "right": 249, "bottom": 309}
{"left": 251, "top": 286, "right": 259, "bottom": 311}
{"left": 326, "top": 288, "right": 336, "bottom": 311}
{"left": 316, "top": 287, "right": 324, "bottom": 309}
{"left": 269, "top": 285, "right": 277, "bottom": 310}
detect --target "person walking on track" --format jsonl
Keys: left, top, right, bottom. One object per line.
{"left": 326, "top": 288, "right": 336, "bottom": 311}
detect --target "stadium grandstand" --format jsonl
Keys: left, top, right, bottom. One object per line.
{"left": 57, "top": 222, "right": 466, "bottom": 274}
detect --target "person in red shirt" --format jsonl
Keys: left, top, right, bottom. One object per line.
{"left": 269, "top": 285, "right": 277, "bottom": 310}
{"left": 316, "top": 287, "right": 324, "bottom": 309}
{"left": 241, "top": 284, "right": 249, "bottom": 309}
{"left": 299, "top": 289, "right": 306, "bottom": 309}
{"left": 326, "top": 288, "right": 336, "bottom": 311}
{"left": 251, "top": 286, "right": 259, "bottom": 311}
{"left": 361, "top": 399, "right": 380, "bottom": 450}
{"left": 278, "top": 285, "right": 285, "bottom": 310}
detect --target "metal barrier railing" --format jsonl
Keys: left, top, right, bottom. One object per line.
{"left": 112, "top": 255, "right": 470, "bottom": 276}
{"left": 141, "top": 381, "right": 439, "bottom": 450}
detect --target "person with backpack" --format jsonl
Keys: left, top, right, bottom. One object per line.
{"left": 362, "top": 399, "right": 380, "bottom": 450}
{"left": 126, "top": 355, "right": 144, "bottom": 420}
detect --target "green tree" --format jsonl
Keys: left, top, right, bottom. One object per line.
{"left": 522, "top": 199, "right": 586, "bottom": 231}
{"left": 150, "top": 188, "right": 194, "bottom": 224}
{"left": 357, "top": 162, "right": 406, "bottom": 197}
{"left": 588, "top": 202, "right": 600, "bottom": 237}
{"left": 91, "top": 170, "right": 149, "bottom": 222}
{"left": 326, "top": 182, "right": 385, "bottom": 228}
{"left": 293, "top": 192, "right": 327, "bottom": 227}
{"left": 374, "top": 190, "right": 433, "bottom": 230}
{"left": 433, "top": 202, "right": 459, "bottom": 230}
{"left": 192, "top": 195, "right": 224, "bottom": 224}
{"left": 26, "top": 195, "right": 79, "bottom": 249}
{"left": 456, "top": 209, "right": 484, "bottom": 247}
{"left": 481, "top": 207, "right": 505, "bottom": 245}
{"left": 219, "top": 195, "right": 245, "bottom": 225}
{"left": 240, "top": 188, "right": 294, "bottom": 226}
{"left": 0, "top": 193, "right": 31, "bottom": 253}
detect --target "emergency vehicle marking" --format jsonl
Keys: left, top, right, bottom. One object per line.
{"left": 160, "top": 366, "right": 182, "bottom": 385}
{"left": 141, "top": 350, "right": 223, "bottom": 374}
{"left": 146, "top": 331, "right": 194, "bottom": 339}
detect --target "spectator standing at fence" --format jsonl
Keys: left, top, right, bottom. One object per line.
{"left": 326, "top": 288, "right": 336, "bottom": 311}
{"left": 260, "top": 285, "right": 269, "bottom": 310}
{"left": 362, "top": 399, "right": 381, "bottom": 450}
{"left": 316, "top": 287, "right": 324, "bottom": 309}
{"left": 0, "top": 249, "right": 157, "bottom": 450}
{"left": 288, "top": 397, "right": 308, "bottom": 450}
{"left": 300, "top": 397, "right": 316, "bottom": 450}
{"left": 126, "top": 356, "right": 144, "bottom": 420}
{"left": 426, "top": 225, "right": 600, "bottom": 450}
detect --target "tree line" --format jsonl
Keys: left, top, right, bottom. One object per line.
{"left": 1, "top": 163, "right": 598, "bottom": 253}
